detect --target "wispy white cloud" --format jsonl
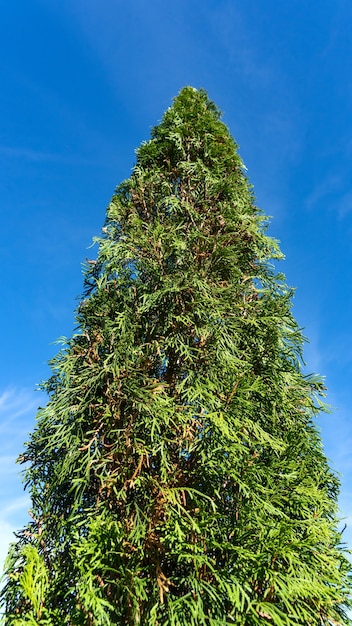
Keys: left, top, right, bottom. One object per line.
{"left": 2, "top": 496, "right": 31, "bottom": 519}
{"left": 337, "top": 190, "right": 352, "bottom": 218}
{"left": 0, "top": 388, "right": 39, "bottom": 574}
{"left": 0, "top": 144, "right": 100, "bottom": 166}
{"left": 304, "top": 174, "right": 342, "bottom": 211}
{"left": 304, "top": 172, "right": 352, "bottom": 219}
{"left": 0, "top": 456, "right": 23, "bottom": 475}
{"left": 317, "top": 395, "right": 352, "bottom": 549}
{"left": 0, "top": 388, "right": 37, "bottom": 418}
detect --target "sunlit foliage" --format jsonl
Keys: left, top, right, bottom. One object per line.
{"left": 2, "top": 87, "right": 351, "bottom": 625}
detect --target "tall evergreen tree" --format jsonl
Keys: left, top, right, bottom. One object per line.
{"left": 1, "top": 87, "right": 351, "bottom": 625}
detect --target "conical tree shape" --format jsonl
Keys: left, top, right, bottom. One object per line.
{"left": 2, "top": 87, "right": 351, "bottom": 625}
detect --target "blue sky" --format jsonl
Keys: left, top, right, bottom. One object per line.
{"left": 1, "top": 0, "right": 352, "bottom": 569}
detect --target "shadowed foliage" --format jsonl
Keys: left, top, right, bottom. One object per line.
{"left": 1, "top": 87, "right": 351, "bottom": 625}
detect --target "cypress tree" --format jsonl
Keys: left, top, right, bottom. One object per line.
{"left": 2, "top": 87, "right": 351, "bottom": 625}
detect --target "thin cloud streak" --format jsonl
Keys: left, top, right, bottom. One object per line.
{"left": 0, "top": 388, "right": 38, "bottom": 574}
{"left": 0, "top": 144, "right": 101, "bottom": 166}
{"left": 2, "top": 496, "right": 31, "bottom": 518}
{"left": 0, "top": 389, "right": 38, "bottom": 435}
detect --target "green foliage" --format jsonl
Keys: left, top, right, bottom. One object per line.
{"left": 1, "top": 87, "right": 351, "bottom": 624}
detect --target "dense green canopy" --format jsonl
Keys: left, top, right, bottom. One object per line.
{"left": 2, "top": 87, "right": 351, "bottom": 625}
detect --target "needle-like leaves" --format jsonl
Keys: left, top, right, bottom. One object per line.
{"left": 1, "top": 87, "right": 351, "bottom": 625}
